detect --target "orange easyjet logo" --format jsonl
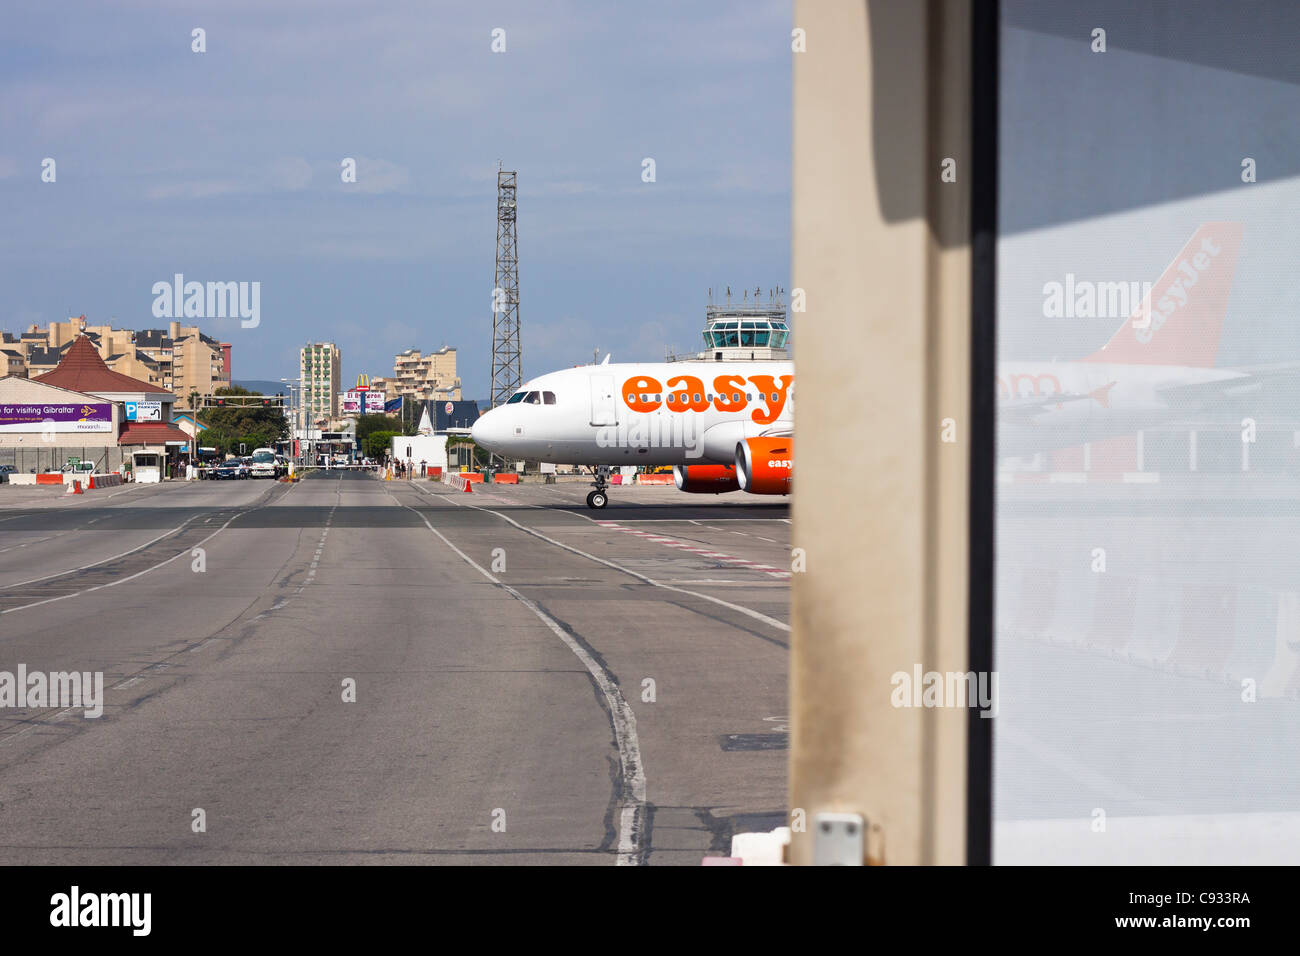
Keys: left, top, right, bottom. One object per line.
{"left": 621, "top": 374, "right": 793, "bottom": 424}
{"left": 996, "top": 372, "right": 1062, "bottom": 400}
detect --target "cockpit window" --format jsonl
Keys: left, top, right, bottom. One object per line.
{"left": 543, "top": 391, "right": 556, "bottom": 405}
{"left": 506, "top": 391, "right": 526, "bottom": 404}
{"left": 525, "top": 391, "right": 541, "bottom": 404}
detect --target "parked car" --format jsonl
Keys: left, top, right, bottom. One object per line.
{"left": 210, "top": 461, "right": 240, "bottom": 480}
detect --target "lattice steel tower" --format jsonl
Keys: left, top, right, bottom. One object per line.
{"left": 490, "top": 167, "right": 522, "bottom": 408}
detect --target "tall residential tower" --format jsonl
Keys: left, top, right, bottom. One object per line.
{"left": 299, "top": 342, "right": 341, "bottom": 429}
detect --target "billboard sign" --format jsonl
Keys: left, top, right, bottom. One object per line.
{"left": 339, "top": 390, "right": 387, "bottom": 414}
{"left": 0, "top": 402, "right": 113, "bottom": 433}
{"left": 124, "top": 401, "right": 162, "bottom": 422}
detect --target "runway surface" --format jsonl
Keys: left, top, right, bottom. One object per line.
{"left": 0, "top": 471, "right": 791, "bottom": 865}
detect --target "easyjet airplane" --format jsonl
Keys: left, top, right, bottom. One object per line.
{"left": 999, "top": 221, "right": 1247, "bottom": 459}
{"left": 471, "top": 361, "right": 793, "bottom": 508}
{"left": 473, "top": 222, "right": 1250, "bottom": 508}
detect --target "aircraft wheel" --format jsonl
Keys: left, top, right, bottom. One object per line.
{"left": 587, "top": 490, "right": 608, "bottom": 509}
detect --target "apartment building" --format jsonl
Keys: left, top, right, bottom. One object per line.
{"left": 9, "top": 317, "right": 231, "bottom": 409}
{"left": 390, "top": 346, "right": 462, "bottom": 403}
{"left": 299, "top": 342, "right": 341, "bottom": 429}
{"left": 0, "top": 346, "right": 24, "bottom": 377}
{"left": 135, "top": 322, "right": 232, "bottom": 406}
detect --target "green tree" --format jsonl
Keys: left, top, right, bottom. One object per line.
{"left": 355, "top": 413, "right": 399, "bottom": 450}
{"left": 364, "top": 430, "right": 400, "bottom": 460}
{"left": 199, "top": 385, "right": 289, "bottom": 455}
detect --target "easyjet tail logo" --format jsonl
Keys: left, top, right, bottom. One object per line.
{"left": 996, "top": 372, "right": 1062, "bottom": 400}
{"left": 1132, "top": 231, "right": 1226, "bottom": 344}
{"left": 621, "top": 374, "right": 794, "bottom": 424}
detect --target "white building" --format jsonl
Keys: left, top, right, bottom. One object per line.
{"left": 390, "top": 434, "right": 448, "bottom": 474}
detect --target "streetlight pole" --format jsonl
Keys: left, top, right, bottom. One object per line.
{"left": 281, "top": 376, "right": 303, "bottom": 466}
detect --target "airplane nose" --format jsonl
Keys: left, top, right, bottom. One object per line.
{"left": 471, "top": 411, "right": 502, "bottom": 451}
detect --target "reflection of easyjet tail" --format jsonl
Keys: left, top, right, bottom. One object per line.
{"left": 1084, "top": 222, "right": 1242, "bottom": 368}
{"left": 999, "top": 222, "right": 1251, "bottom": 461}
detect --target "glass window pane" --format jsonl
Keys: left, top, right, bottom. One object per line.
{"left": 995, "top": 0, "right": 1300, "bottom": 865}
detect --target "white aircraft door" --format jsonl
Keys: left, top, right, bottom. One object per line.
{"left": 590, "top": 375, "right": 617, "bottom": 426}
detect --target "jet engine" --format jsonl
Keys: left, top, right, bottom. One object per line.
{"left": 673, "top": 464, "right": 741, "bottom": 494}
{"left": 735, "top": 438, "right": 793, "bottom": 495}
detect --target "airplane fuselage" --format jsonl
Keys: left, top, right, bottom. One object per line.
{"left": 997, "top": 360, "right": 1245, "bottom": 458}
{"left": 471, "top": 361, "right": 795, "bottom": 466}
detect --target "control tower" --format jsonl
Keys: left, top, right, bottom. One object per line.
{"left": 667, "top": 286, "right": 791, "bottom": 362}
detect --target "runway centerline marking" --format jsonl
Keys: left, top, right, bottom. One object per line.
{"left": 390, "top": 491, "right": 647, "bottom": 866}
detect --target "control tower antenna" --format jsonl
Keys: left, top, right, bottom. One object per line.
{"left": 490, "top": 167, "right": 522, "bottom": 409}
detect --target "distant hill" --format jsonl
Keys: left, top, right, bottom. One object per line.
{"left": 233, "top": 379, "right": 290, "bottom": 396}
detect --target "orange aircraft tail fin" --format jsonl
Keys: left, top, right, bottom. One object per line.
{"left": 1085, "top": 222, "right": 1242, "bottom": 367}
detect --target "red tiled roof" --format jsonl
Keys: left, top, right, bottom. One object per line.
{"left": 118, "top": 422, "right": 191, "bottom": 446}
{"left": 36, "top": 335, "right": 172, "bottom": 396}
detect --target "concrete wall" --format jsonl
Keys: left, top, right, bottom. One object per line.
{"left": 390, "top": 434, "right": 448, "bottom": 469}
{"left": 789, "top": 0, "right": 974, "bottom": 865}
{"left": 0, "top": 444, "right": 128, "bottom": 474}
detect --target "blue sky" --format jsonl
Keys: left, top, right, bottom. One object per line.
{"left": 0, "top": 0, "right": 792, "bottom": 399}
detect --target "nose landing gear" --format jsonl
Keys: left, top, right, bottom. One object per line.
{"left": 586, "top": 465, "right": 611, "bottom": 509}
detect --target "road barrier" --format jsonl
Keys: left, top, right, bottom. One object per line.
{"left": 88, "top": 473, "right": 123, "bottom": 489}
{"left": 493, "top": 473, "right": 519, "bottom": 484}
{"left": 637, "top": 473, "right": 674, "bottom": 485}
{"left": 36, "top": 473, "right": 63, "bottom": 485}
{"left": 442, "top": 471, "right": 474, "bottom": 493}
{"left": 65, "top": 479, "right": 83, "bottom": 495}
